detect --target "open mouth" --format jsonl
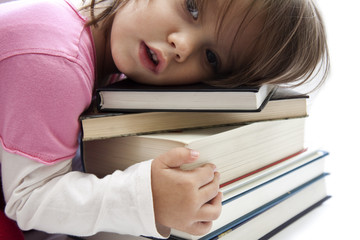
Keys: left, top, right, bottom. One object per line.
{"left": 139, "top": 42, "right": 162, "bottom": 73}
{"left": 146, "top": 46, "right": 159, "bottom": 66}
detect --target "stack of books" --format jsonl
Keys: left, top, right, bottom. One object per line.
{"left": 80, "top": 79, "right": 331, "bottom": 240}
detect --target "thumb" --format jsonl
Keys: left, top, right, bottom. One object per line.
{"left": 155, "top": 147, "right": 199, "bottom": 169}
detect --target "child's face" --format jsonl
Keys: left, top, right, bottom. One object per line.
{"left": 110, "top": 0, "right": 261, "bottom": 85}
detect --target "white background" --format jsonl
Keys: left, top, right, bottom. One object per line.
{"left": 274, "top": 0, "right": 360, "bottom": 239}
{"left": 1, "top": 0, "right": 359, "bottom": 239}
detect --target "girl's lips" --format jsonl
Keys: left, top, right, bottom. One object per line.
{"left": 139, "top": 42, "right": 165, "bottom": 73}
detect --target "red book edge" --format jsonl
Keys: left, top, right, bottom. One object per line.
{"left": 219, "top": 149, "right": 308, "bottom": 189}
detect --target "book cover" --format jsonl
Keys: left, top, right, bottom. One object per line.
{"left": 258, "top": 196, "right": 331, "bottom": 240}
{"left": 170, "top": 150, "right": 329, "bottom": 240}
{"left": 81, "top": 87, "right": 308, "bottom": 141}
{"left": 198, "top": 173, "right": 330, "bottom": 240}
{"left": 96, "top": 79, "right": 276, "bottom": 112}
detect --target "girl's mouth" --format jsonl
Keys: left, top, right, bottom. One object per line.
{"left": 139, "top": 42, "right": 163, "bottom": 73}
{"left": 146, "top": 47, "right": 159, "bottom": 66}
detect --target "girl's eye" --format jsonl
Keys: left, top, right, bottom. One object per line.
{"left": 186, "top": 0, "right": 199, "bottom": 20}
{"left": 206, "top": 49, "right": 219, "bottom": 71}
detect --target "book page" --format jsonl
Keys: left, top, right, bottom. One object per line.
{"left": 139, "top": 125, "right": 239, "bottom": 144}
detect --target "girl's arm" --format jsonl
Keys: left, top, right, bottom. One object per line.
{"left": 1, "top": 144, "right": 167, "bottom": 238}
{"left": 1, "top": 145, "right": 222, "bottom": 238}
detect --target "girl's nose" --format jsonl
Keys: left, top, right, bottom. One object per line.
{"left": 167, "top": 32, "right": 196, "bottom": 63}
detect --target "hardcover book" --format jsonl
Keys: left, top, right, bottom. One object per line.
{"left": 81, "top": 87, "right": 308, "bottom": 141}
{"left": 170, "top": 150, "right": 329, "bottom": 239}
{"left": 96, "top": 79, "right": 276, "bottom": 112}
{"left": 82, "top": 117, "right": 306, "bottom": 185}
{"left": 171, "top": 173, "right": 330, "bottom": 240}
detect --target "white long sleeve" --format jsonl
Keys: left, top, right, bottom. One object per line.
{"left": 0, "top": 144, "right": 169, "bottom": 238}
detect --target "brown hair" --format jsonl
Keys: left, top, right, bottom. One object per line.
{"left": 82, "top": 0, "right": 127, "bottom": 28}
{"left": 83, "top": 0, "right": 329, "bottom": 91}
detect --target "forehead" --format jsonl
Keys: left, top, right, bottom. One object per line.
{"left": 206, "top": 0, "right": 264, "bottom": 72}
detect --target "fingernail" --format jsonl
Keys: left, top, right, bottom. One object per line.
{"left": 190, "top": 149, "right": 200, "bottom": 159}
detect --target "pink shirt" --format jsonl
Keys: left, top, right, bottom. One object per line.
{"left": 0, "top": 0, "right": 95, "bottom": 164}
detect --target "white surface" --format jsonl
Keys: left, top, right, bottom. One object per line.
{"left": 273, "top": 0, "right": 360, "bottom": 239}
{"left": 4, "top": 0, "right": 358, "bottom": 239}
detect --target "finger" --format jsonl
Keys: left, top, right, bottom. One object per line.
{"left": 208, "top": 191, "right": 223, "bottom": 206}
{"left": 198, "top": 171, "right": 221, "bottom": 202}
{"left": 197, "top": 192, "right": 223, "bottom": 222}
{"left": 191, "top": 163, "right": 217, "bottom": 187}
{"left": 188, "top": 221, "right": 213, "bottom": 236}
{"left": 155, "top": 147, "right": 199, "bottom": 169}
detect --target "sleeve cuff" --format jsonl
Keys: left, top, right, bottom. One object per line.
{"left": 106, "top": 159, "right": 170, "bottom": 239}
{"left": 131, "top": 159, "right": 170, "bottom": 239}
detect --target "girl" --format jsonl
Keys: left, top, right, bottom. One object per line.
{"left": 0, "top": 0, "right": 329, "bottom": 239}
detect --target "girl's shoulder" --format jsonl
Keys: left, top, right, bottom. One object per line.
{"left": 0, "top": 0, "right": 91, "bottom": 60}
{"left": 0, "top": 1, "right": 95, "bottom": 164}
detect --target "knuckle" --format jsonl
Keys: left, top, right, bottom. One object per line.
{"left": 179, "top": 184, "right": 200, "bottom": 206}
{"left": 211, "top": 180, "right": 220, "bottom": 192}
{"left": 185, "top": 195, "right": 199, "bottom": 208}
{"left": 214, "top": 171, "right": 220, "bottom": 179}
{"left": 203, "top": 163, "right": 216, "bottom": 173}
{"left": 191, "top": 221, "right": 212, "bottom": 236}
{"left": 197, "top": 164, "right": 215, "bottom": 180}
{"left": 201, "top": 224, "right": 212, "bottom": 235}
{"left": 173, "top": 147, "right": 188, "bottom": 158}
{"left": 213, "top": 206, "right": 222, "bottom": 219}
{"left": 206, "top": 165, "right": 215, "bottom": 176}
{"left": 207, "top": 207, "right": 222, "bottom": 221}
{"left": 181, "top": 175, "right": 196, "bottom": 188}
{"left": 207, "top": 185, "right": 219, "bottom": 199}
